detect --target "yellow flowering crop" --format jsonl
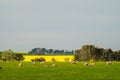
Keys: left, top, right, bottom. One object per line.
{"left": 23, "top": 55, "right": 74, "bottom": 62}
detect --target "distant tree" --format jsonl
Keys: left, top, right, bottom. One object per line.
{"left": 111, "top": 50, "right": 120, "bottom": 61}
{"left": 74, "top": 49, "right": 81, "bottom": 61}
{"left": 82, "top": 45, "right": 97, "bottom": 61}
{"left": 46, "top": 49, "right": 54, "bottom": 53}
{"left": 74, "top": 45, "right": 114, "bottom": 61}
{"left": 1, "top": 50, "right": 25, "bottom": 62}
{"left": 74, "top": 44, "right": 120, "bottom": 61}
{"left": 14, "top": 54, "right": 25, "bottom": 61}
{"left": 28, "top": 48, "right": 46, "bottom": 55}
{"left": 102, "top": 49, "right": 113, "bottom": 61}
{"left": 29, "top": 48, "right": 73, "bottom": 55}
{"left": 74, "top": 45, "right": 98, "bottom": 61}
{"left": 94, "top": 48, "right": 103, "bottom": 61}
{"left": 2, "top": 49, "right": 15, "bottom": 61}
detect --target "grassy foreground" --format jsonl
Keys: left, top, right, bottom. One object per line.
{"left": 0, "top": 62, "right": 120, "bottom": 80}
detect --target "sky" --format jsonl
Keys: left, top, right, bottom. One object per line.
{"left": 0, "top": 0, "right": 120, "bottom": 52}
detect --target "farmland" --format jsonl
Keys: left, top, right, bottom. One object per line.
{"left": 23, "top": 55, "right": 74, "bottom": 62}
{"left": 0, "top": 62, "right": 120, "bottom": 80}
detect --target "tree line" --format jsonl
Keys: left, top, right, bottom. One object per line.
{"left": 28, "top": 48, "right": 74, "bottom": 55}
{"left": 74, "top": 45, "right": 120, "bottom": 61}
{"left": 0, "top": 45, "right": 120, "bottom": 62}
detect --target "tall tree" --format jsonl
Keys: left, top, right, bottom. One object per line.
{"left": 102, "top": 49, "right": 113, "bottom": 61}
{"left": 74, "top": 49, "right": 81, "bottom": 61}
{"left": 74, "top": 45, "right": 98, "bottom": 61}
{"left": 74, "top": 45, "right": 117, "bottom": 61}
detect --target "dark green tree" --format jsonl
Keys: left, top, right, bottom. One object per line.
{"left": 74, "top": 45, "right": 114, "bottom": 61}
{"left": 111, "top": 50, "right": 120, "bottom": 61}
{"left": 74, "top": 45, "right": 98, "bottom": 61}
{"left": 14, "top": 54, "right": 25, "bottom": 61}
{"left": 102, "top": 49, "right": 113, "bottom": 61}
{"left": 0, "top": 54, "right": 2, "bottom": 60}
{"left": 74, "top": 49, "right": 81, "bottom": 61}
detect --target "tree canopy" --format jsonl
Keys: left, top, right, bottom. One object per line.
{"left": 1, "top": 49, "right": 24, "bottom": 61}
{"left": 74, "top": 45, "right": 120, "bottom": 61}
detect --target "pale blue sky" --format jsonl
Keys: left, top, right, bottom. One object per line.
{"left": 0, "top": 0, "right": 120, "bottom": 52}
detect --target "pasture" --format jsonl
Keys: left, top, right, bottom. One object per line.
{"left": 0, "top": 62, "right": 120, "bottom": 80}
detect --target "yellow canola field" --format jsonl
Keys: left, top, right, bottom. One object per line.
{"left": 23, "top": 55, "right": 74, "bottom": 62}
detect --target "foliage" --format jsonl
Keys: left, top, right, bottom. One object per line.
{"left": 51, "top": 57, "right": 56, "bottom": 62}
{"left": 1, "top": 49, "right": 25, "bottom": 61}
{"left": 28, "top": 48, "right": 46, "bottom": 55}
{"left": 74, "top": 45, "right": 120, "bottom": 61}
{"left": 111, "top": 50, "right": 120, "bottom": 61}
{"left": 102, "top": 49, "right": 113, "bottom": 61}
{"left": 74, "top": 50, "right": 81, "bottom": 61}
{"left": 74, "top": 45, "right": 99, "bottom": 61}
{"left": 14, "top": 54, "right": 25, "bottom": 61}
{"left": 31, "top": 57, "right": 46, "bottom": 62}
{"left": 28, "top": 48, "right": 73, "bottom": 55}
{"left": 2, "top": 49, "right": 15, "bottom": 61}
{"left": 64, "top": 58, "right": 69, "bottom": 62}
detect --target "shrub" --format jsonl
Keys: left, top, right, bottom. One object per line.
{"left": 31, "top": 59, "right": 35, "bottom": 62}
{"left": 32, "top": 57, "right": 46, "bottom": 62}
{"left": 51, "top": 58, "right": 56, "bottom": 62}
{"left": 64, "top": 58, "right": 69, "bottom": 62}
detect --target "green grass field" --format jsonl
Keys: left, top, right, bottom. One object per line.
{"left": 0, "top": 62, "right": 120, "bottom": 80}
